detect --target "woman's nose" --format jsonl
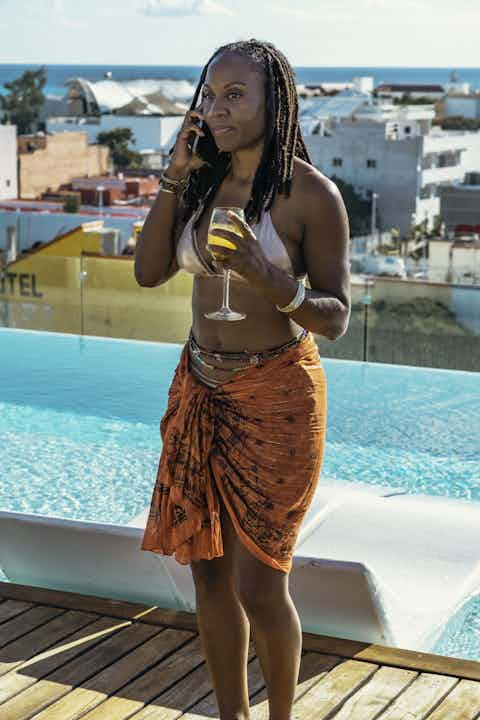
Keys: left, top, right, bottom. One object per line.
{"left": 204, "top": 98, "right": 227, "bottom": 117}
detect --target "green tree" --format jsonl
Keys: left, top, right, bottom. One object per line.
{"left": 96, "top": 128, "right": 144, "bottom": 170}
{"left": 0, "top": 66, "right": 46, "bottom": 134}
{"left": 330, "top": 175, "right": 372, "bottom": 235}
{"left": 63, "top": 192, "right": 81, "bottom": 213}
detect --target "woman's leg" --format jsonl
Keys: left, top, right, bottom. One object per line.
{"left": 234, "top": 545, "right": 303, "bottom": 720}
{"left": 190, "top": 491, "right": 251, "bottom": 720}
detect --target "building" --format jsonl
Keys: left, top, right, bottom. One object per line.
{"left": 0, "top": 125, "right": 18, "bottom": 200}
{"left": 305, "top": 100, "right": 480, "bottom": 236}
{"left": 46, "top": 115, "right": 184, "bottom": 156}
{"left": 439, "top": 177, "right": 480, "bottom": 234}
{"left": 375, "top": 84, "right": 445, "bottom": 100}
{"left": 299, "top": 91, "right": 371, "bottom": 136}
{"left": 44, "top": 76, "right": 187, "bottom": 156}
{"left": 18, "top": 131, "right": 110, "bottom": 199}
{"left": 0, "top": 200, "right": 148, "bottom": 258}
{"left": 443, "top": 92, "right": 480, "bottom": 120}
{"left": 429, "top": 234, "right": 480, "bottom": 285}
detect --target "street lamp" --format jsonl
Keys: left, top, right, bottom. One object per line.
{"left": 97, "top": 184, "right": 105, "bottom": 220}
{"left": 371, "top": 192, "right": 379, "bottom": 250}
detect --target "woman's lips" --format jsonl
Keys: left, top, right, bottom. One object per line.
{"left": 213, "top": 127, "right": 234, "bottom": 136}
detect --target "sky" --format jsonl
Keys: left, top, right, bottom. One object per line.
{"left": 0, "top": 0, "right": 479, "bottom": 67}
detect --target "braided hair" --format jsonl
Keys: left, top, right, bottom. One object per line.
{"left": 175, "top": 39, "right": 313, "bottom": 226}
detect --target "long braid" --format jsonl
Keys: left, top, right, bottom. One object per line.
{"left": 175, "top": 39, "right": 313, "bottom": 226}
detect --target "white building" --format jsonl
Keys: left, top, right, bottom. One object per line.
{"left": 44, "top": 76, "right": 189, "bottom": 154}
{"left": 46, "top": 114, "right": 184, "bottom": 154}
{"left": 305, "top": 100, "right": 480, "bottom": 236}
{"left": 443, "top": 93, "right": 480, "bottom": 120}
{"left": 429, "top": 235, "right": 480, "bottom": 285}
{"left": 0, "top": 125, "right": 18, "bottom": 200}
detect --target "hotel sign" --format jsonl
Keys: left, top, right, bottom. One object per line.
{"left": 0, "top": 272, "right": 43, "bottom": 297}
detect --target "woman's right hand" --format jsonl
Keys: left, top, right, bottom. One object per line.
{"left": 168, "top": 109, "right": 208, "bottom": 176}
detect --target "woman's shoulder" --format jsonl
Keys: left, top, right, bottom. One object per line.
{"left": 284, "top": 157, "right": 337, "bottom": 225}
{"left": 292, "top": 156, "right": 336, "bottom": 197}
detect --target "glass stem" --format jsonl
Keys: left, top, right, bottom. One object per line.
{"left": 221, "top": 269, "right": 231, "bottom": 310}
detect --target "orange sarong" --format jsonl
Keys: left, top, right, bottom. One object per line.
{"left": 140, "top": 330, "right": 327, "bottom": 574}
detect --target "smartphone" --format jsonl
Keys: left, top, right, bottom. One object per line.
{"left": 188, "top": 117, "right": 218, "bottom": 166}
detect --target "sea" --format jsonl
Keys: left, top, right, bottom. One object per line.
{"left": 1, "top": 63, "right": 480, "bottom": 103}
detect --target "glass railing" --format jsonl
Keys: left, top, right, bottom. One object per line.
{"left": 0, "top": 254, "right": 82, "bottom": 335}
{"left": 2, "top": 255, "right": 479, "bottom": 371}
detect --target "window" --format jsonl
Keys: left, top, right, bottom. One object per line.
{"left": 6, "top": 179, "right": 11, "bottom": 187}
{"left": 367, "top": 159, "right": 377, "bottom": 168}
{"left": 332, "top": 157, "right": 343, "bottom": 166}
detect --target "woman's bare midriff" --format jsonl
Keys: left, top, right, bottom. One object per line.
{"left": 186, "top": 158, "right": 308, "bottom": 385}
{"left": 190, "top": 276, "right": 305, "bottom": 385}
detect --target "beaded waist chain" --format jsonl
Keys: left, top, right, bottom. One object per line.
{"left": 188, "top": 328, "right": 309, "bottom": 372}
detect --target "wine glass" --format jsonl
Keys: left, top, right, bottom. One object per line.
{"left": 204, "top": 207, "right": 246, "bottom": 321}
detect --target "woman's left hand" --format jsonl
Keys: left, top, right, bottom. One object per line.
{"left": 208, "top": 210, "right": 269, "bottom": 283}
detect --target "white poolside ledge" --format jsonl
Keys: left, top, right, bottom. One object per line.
{"left": 0, "top": 481, "right": 479, "bottom": 653}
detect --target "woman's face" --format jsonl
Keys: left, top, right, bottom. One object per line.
{"left": 200, "top": 52, "right": 266, "bottom": 153}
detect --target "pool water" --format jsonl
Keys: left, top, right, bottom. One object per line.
{"left": 1, "top": 328, "right": 479, "bottom": 660}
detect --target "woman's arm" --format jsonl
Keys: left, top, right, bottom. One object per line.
{"left": 249, "top": 172, "right": 351, "bottom": 340}
{"left": 134, "top": 165, "right": 188, "bottom": 287}
{"left": 298, "top": 173, "right": 351, "bottom": 339}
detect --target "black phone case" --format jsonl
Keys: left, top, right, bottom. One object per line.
{"left": 188, "top": 119, "right": 218, "bottom": 166}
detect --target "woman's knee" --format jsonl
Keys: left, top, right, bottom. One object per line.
{"left": 191, "top": 492, "right": 238, "bottom": 591}
{"left": 235, "top": 555, "right": 289, "bottom": 614}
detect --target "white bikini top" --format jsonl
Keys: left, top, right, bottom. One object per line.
{"left": 176, "top": 198, "right": 307, "bottom": 284}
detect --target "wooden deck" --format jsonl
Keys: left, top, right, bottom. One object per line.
{"left": 0, "top": 581, "right": 479, "bottom": 719}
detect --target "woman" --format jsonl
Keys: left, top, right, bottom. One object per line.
{"left": 136, "top": 39, "right": 350, "bottom": 720}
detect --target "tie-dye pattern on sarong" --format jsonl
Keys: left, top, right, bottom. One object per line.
{"left": 140, "top": 330, "right": 327, "bottom": 573}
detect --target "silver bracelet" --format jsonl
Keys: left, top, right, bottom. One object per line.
{"left": 276, "top": 279, "right": 306, "bottom": 313}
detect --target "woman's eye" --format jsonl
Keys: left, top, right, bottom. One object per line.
{"left": 201, "top": 91, "right": 241, "bottom": 100}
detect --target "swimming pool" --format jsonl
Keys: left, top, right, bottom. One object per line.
{"left": 1, "top": 328, "right": 479, "bottom": 660}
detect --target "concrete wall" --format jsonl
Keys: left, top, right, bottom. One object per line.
{"left": 0, "top": 126, "right": 18, "bottom": 200}
{"left": 19, "top": 132, "right": 109, "bottom": 199}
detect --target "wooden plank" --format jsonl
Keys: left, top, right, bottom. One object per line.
{"left": 0, "top": 616, "right": 132, "bottom": 709}
{"left": 315, "top": 665, "right": 418, "bottom": 719}
{"left": 72, "top": 636, "right": 206, "bottom": 719}
{"left": 21, "top": 629, "right": 198, "bottom": 720}
{"left": 427, "top": 679, "right": 480, "bottom": 719}
{"left": 247, "top": 652, "right": 343, "bottom": 720}
{"left": 131, "top": 642, "right": 258, "bottom": 720}
{"left": 0, "top": 622, "right": 164, "bottom": 720}
{"left": 284, "top": 658, "right": 378, "bottom": 719}
{"left": 0, "top": 599, "right": 35, "bottom": 624}
{"left": 0, "top": 610, "right": 99, "bottom": 679}
{"left": 371, "top": 672, "right": 459, "bottom": 719}
{"left": 0, "top": 605, "right": 65, "bottom": 648}
{"left": 0, "top": 582, "right": 198, "bottom": 631}
{"left": 2, "top": 582, "right": 479, "bottom": 684}
{"left": 303, "top": 633, "right": 480, "bottom": 682}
